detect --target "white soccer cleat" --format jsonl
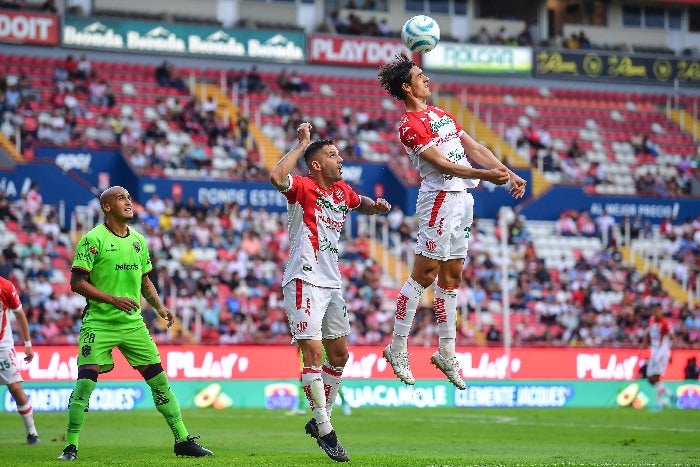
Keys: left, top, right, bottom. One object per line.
{"left": 383, "top": 344, "right": 415, "bottom": 385}
{"left": 430, "top": 351, "right": 466, "bottom": 390}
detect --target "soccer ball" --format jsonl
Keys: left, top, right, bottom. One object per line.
{"left": 401, "top": 15, "right": 440, "bottom": 54}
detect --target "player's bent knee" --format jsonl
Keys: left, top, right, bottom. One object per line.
{"left": 140, "top": 363, "right": 164, "bottom": 380}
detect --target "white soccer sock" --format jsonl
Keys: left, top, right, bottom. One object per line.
{"left": 302, "top": 367, "right": 332, "bottom": 436}
{"left": 322, "top": 362, "right": 344, "bottom": 419}
{"left": 17, "top": 402, "right": 37, "bottom": 436}
{"left": 391, "top": 277, "right": 425, "bottom": 353}
{"left": 654, "top": 381, "right": 670, "bottom": 406}
{"left": 435, "top": 283, "right": 458, "bottom": 358}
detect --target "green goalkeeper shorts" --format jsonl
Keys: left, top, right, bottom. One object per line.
{"left": 77, "top": 323, "right": 161, "bottom": 373}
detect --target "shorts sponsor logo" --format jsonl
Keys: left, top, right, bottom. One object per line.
{"left": 297, "top": 321, "right": 307, "bottom": 333}
{"left": 425, "top": 239, "right": 437, "bottom": 252}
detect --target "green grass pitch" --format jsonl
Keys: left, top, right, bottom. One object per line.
{"left": 1, "top": 407, "right": 699, "bottom": 466}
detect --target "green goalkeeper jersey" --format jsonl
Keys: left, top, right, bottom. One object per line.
{"left": 72, "top": 223, "right": 152, "bottom": 329}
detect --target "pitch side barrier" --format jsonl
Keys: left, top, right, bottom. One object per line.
{"left": 3, "top": 345, "right": 698, "bottom": 411}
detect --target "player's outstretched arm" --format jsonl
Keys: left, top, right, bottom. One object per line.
{"left": 71, "top": 268, "right": 139, "bottom": 314}
{"left": 12, "top": 305, "right": 34, "bottom": 363}
{"left": 355, "top": 196, "right": 391, "bottom": 215}
{"left": 141, "top": 275, "right": 173, "bottom": 328}
{"left": 270, "top": 122, "right": 312, "bottom": 191}
{"left": 419, "top": 146, "right": 509, "bottom": 185}
{"left": 459, "top": 132, "right": 527, "bottom": 197}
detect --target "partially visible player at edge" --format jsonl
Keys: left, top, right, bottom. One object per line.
{"left": 641, "top": 303, "right": 676, "bottom": 410}
{"left": 0, "top": 274, "right": 39, "bottom": 445}
{"left": 270, "top": 122, "right": 390, "bottom": 462}
{"left": 58, "top": 186, "right": 213, "bottom": 461}
{"left": 378, "top": 53, "right": 526, "bottom": 389}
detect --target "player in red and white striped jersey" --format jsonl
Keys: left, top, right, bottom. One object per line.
{"left": 271, "top": 122, "right": 390, "bottom": 462}
{"left": 641, "top": 303, "right": 676, "bottom": 410}
{"left": 378, "top": 53, "right": 526, "bottom": 390}
{"left": 0, "top": 275, "right": 39, "bottom": 444}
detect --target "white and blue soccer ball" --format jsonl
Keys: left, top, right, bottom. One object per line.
{"left": 401, "top": 15, "right": 440, "bottom": 54}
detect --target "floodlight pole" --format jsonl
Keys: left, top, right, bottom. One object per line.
{"left": 499, "top": 211, "right": 512, "bottom": 378}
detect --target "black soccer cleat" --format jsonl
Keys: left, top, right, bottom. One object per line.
{"left": 58, "top": 444, "right": 77, "bottom": 461}
{"left": 305, "top": 418, "right": 319, "bottom": 439}
{"left": 316, "top": 430, "right": 350, "bottom": 463}
{"left": 26, "top": 433, "right": 39, "bottom": 445}
{"left": 174, "top": 435, "right": 213, "bottom": 457}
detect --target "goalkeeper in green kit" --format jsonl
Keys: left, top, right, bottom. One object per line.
{"left": 58, "top": 186, "right": 213, "bottom": 461}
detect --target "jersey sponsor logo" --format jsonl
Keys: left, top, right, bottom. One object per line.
{"left": 75, "top": 252, "right": 91, "bottom": 262}
{"left": 114, "top": 263, "right": 139, "bottom": 271}
{"left": 430, "top": 115, "right": 454, "bottom": 133}
{"left": 132, "top": 241, "right": 141, "bottom": 253}
{"left": 319, "top": 236, "right": 339, "bottom": 255}
{"left": 316, "top": 195, "right": 348, "bottom": 214}
{"left": 318, "top": 214, "right": 344, "bottom": 233}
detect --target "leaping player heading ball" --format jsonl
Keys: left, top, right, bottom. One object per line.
{"left": 377, "top": 53, "right": 526, "bottom": 389}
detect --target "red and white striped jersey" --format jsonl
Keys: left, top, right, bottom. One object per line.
{"left": 648, "top": 315, "right": 672, "bottom": 354}
{"left": 398, "top": 105, "right": 479, "bottom": 193}
{"left": 280, "top": 174, "right": 360, "bottom": 288}
{"left": 0, "top": 276, "right": 22, "bottom": 350}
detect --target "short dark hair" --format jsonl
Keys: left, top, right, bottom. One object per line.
{"left": 303, "top": 139, "right": 334, "bottom": 165}
{"left": 377, "top": 52, "right": 415, "bottom": 101}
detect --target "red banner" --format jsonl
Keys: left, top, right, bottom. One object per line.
{"left": 17, "top": 345, "right": 696, "bottom": 382}
{"left": 308, "top": 33, "right": 414, "bottom": 67}
{"left": 0, "top": 9, "right": 59, "bottom": 45}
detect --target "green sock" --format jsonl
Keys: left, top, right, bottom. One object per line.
{"left": 146, "top": 372, "right": 189, "bottom": 442}
{"left": 66, "top": 378, "right": 97, "bottom": 448}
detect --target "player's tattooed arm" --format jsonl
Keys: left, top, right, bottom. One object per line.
{"left": 355, "top": 196, "right": 391, "bottom": 215}
{"left": 141, "top": 276, "right": 174, "bottom": 327}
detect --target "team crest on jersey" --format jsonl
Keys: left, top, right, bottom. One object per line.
{"left": 81, "top": 345, "right": 91, "bottom": 357}
{"left": 89, "top": 246, "right": 98, "bottom": 255}
{"left": 133, "top": 242, "right": 141, "bottom": 253}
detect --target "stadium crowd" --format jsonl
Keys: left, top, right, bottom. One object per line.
{"left": 1, "top": 183, "right": 698, "bottom": 350}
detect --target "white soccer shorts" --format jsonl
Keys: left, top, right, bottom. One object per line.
{"left": 414, "top": 190, "right": 474, "bottom": 261}
{"left": 646, "top": 349, "right": 670, "bottom": 377}
{"left": 283, "top": 279, "right": 350, "bottom": 342}
{"left": 0, "top": 348, "right": 23, "bottom": 385}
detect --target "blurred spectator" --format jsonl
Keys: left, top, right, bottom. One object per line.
{"left": 684, "top": 356, "right": 700, "bottom": 380}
